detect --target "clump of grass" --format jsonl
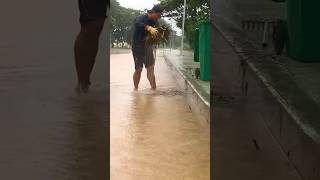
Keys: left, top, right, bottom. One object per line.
{"left": 146, "top": 24, "right": 172, "bottom": 46}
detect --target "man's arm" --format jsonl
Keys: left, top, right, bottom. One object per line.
{"left": 134, "top": 15, "right": 158, "bottom": 36}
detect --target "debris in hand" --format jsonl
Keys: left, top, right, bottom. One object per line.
{"left": 146, "top": 24, "right": 172, "bottom": 46}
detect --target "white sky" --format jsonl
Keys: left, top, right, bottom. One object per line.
{"left": 117, "top": 0, "right": 159, "bottom": 11}
{"left": 117, "top": 0, "right": 182, "bottom": 35}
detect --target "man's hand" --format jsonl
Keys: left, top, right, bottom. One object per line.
{"left": 145, "top": 25, "right": 158, "bottom": 37}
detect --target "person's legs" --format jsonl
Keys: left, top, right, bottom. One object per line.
{"left": 145, "top": 45, "right": 156, "bottom": 90}
{"left": 74, "top": 27, "right": 89, "bottom": 91}
{"left": 132, "top": 45, "right": 145, "bottom": 90}
{"left": 146, "top": 65, "right": 156, "bottom": 90}
{"left": 133, "top": 68, "right": 143, "bottom": 90}
{"left": 74, "top": 17, "right": 105, "bottom": 92}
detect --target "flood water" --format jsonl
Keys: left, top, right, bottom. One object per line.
{"left": 110, "top": 52, "right": 210, "bottom": 180}
{"left": 0, "top": 1, "right": 109, "bottom": 179}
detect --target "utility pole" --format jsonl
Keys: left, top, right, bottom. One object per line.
{"left": 180, "top": 0, "right": 187, "bottom": 55}
{"left": 170, "top": 18, "right": 173, "bottom": 51}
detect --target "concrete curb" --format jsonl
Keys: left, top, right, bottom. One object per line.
{"left": 212, "top": 14, "right": 320, "bottom": 179}
{"left": 161, "top": 51, "right": 210, "bottom": 125}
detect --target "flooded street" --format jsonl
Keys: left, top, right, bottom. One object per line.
{"left": 110, "top": 51, "right": 210, "bottom": 180}
{"left": 0, "top": 1, "right": 109, "bottom": 179}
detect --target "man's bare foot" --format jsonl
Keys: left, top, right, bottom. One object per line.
{"left": 76, "top": 83, "right": 90, "bottom": 94}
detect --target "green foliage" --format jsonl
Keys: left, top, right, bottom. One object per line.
{"left": 159, "top": 0, "right": 210, "bottom": 48}
{"left": 110, "top": 0, "right": 142, "bottom": 48}
{"left": 110, "top": 0, "right": 189, "bottom": 48}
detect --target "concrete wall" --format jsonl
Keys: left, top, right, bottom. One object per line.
{"left": 211, "top": 0, "right": 320, "bottom": 179}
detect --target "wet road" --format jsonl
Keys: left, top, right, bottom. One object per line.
{"left": 110, "top": 51, "right": 210, "bottom": 180}
{"left": 0, "top": 1, "right": 109, "bottom": 179}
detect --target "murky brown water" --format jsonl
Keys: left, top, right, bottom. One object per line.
{"left": 110, "top": 52, "right": 210, "bottom": 180}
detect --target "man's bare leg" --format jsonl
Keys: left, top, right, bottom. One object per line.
{"left": 133, "top": 68, "right": 142, "bottom": 90}
{"left": 147, "top": 65, "right": 156, "bottom": 90}
{"left": 74, "top": 18, "right": 105, "bottom": 93}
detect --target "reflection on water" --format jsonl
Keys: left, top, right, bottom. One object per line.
{"left": 110, "top": 53, "right": 210, "bottom": 180}
{"left": 67, "top": 90, "right": 108, "bottom": 180}
{"left": 0, "top": 0, "right": 109, "bottom": 179}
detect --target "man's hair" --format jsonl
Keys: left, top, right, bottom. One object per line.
{"left": 150, "top": 4, "right": 163, "bottom": 14}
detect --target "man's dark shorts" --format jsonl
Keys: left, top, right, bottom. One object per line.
{"left": 132, "top": 44, "right": 155, "bottom": 70}
{"left": 78, "top": 0, "right": 108, "bottom": 23}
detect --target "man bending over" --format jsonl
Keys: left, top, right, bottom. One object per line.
{"left": 132, "top": 5, "right": 163, "bottom": 90}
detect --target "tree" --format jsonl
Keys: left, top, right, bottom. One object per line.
{"left": 159, "top": 0, "right": 210, "bottom": 48}
{"left": 110, "top": 0, "right": 183, "bottom": 48}
{"left": 110, "top": 0, "right": 142, "bottom": 48}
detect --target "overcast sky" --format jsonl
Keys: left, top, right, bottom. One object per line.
{"left": 116, "top": 0, "right": 182, "bottom": 35}
{"left": 117, "top": 0, "right": 159, "bottom": 11}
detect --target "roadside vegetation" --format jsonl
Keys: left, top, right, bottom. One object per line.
{"left": 110, "top": 0, "right": 210, "bottom": 49}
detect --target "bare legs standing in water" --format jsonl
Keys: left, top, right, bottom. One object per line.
{"left": 74, "top": 18, "right": 105, "bottom": 93}
{"left": 74, "top": 0, "right": 109, "bottom": 93}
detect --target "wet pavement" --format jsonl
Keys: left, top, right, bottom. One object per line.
{"left": 211, "top": 26, "right": 302, "bottom": 180}
{"left": 163, "top": 49, "right": 210, "bottom": 106}
{"left": 0, "top": 1, "right": 109, "bottom": 179}
{"left": 162, "top": 49, "right": 210, "bottom": 124}
{"left": 110, "top": 51, "right": 210, "bottom": 180}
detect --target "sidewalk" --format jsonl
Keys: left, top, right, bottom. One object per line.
{"left": 162, "top": 49, "right": 210, "bottom": 124}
